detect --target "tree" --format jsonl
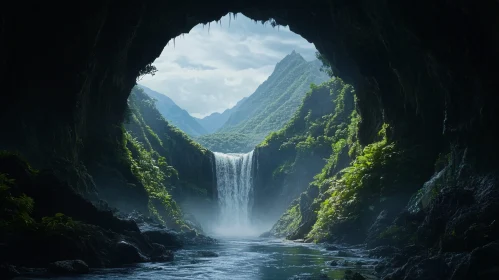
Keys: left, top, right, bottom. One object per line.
{"left": 137, "top": 63, "right": 158, "bottom": 81}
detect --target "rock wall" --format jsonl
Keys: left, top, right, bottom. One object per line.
{"left": 2, "top": 1, "right": 497, "bottom": 188}
{"left": 1, "top": 2, "right": 499, "bottom": 278}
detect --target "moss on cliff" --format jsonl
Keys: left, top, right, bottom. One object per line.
{"left": 120, "top": 86, "right": 216, "bottom": 230}
{"left": 257, "top": 76, "right": 358, "bottom": 233}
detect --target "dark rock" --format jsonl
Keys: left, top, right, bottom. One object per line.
{"left": 337, "top": 250, "right": 358, "bottom": 258}
{"left": 329, "top": 260, "right": 339, "bottom": 266}
{"left": 341, "top": 260, "right": 350, "bottom": 266}
{"left": 325, "top": 245, "right": 340, "bottom": 251}
{"left": 343, "top": 270, "right": 365, "bottom": 280}
{"left": 390, "top": 253, "right": 410, "bottom": 268}
{"left": 143, "top": 230, "right": 184, "bottom": 250}
{"left": 182, "top": 232, "right": 218, "bottom": 246}
{"left": 197, "top": 251, "right": 218, "bottom": 257}
{"left": 374, "top": 261, "right": 387, "bottom": 274}
{"left": 355, "top": 261, "right": 366, "bottom": 266}
{"left": 150, "top": 243, "right": 174, "bottom": 262}
{"left": 368, "top": 246, "right": 400, "bottom": 258}
{"left": 115, "top": 241, "right": 148, "bottom": 264}
{"left": 0, "top": 264, "right": 20, "bottom": 279}
{"left": 47, "top": 260, "right": 89, "bottom": 274}
{"left": 366, "top": 210, "right": 393, "bottom": 248}
{"left": 288, "top": 272, "right": 329, "bottom": 279}
{"left": 402, "top": 256, "right": 449, "bottom": 280}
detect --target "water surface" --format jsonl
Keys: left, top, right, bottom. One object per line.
{"left": 18, "top": 237, "right": 377, "bottom": 280}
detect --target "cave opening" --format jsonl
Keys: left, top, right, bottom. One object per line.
{"left": 132, "top": 12, "right": 331, "bottom": 237}
{"left": 1, "top": 1, "right": 499, "bottom": 280}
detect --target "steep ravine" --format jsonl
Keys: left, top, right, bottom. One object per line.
{"left": 1, "top": 1, "right": 499, "bottom": 280}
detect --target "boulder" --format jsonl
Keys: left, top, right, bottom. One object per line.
{"left": 115, "top": 241, "right": 148, "bottom": 264}
{"left": 325, "top": 245, "right": 340, "bottom": 251}
{"left": 143, "top": 230, "right": 183, "bottom": 250}
{"left": 0, "top": 264, "right": 20, "bottom": 279}
{"left": 343, "top": 270, "right": 365, "bottom": 280}
{"left": 329, "top": 260, "right": 339, "bottom": 266}
{"left": 150, "top": 243, "right": 174, "bottom": 262}
{"left": 47, "top": 260, "right": 89, "bottom": 274}
{"left": 337, "top": 250, "right": 358, "bottom": 258}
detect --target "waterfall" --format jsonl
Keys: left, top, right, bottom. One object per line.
{"left": 213, "top": 151, "right": 254, "bottom": 234}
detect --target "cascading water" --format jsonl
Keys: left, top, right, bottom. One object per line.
{"left": 213, "top": 151, "right": 255, "bottom": 235}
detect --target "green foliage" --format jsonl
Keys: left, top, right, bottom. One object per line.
{"left": 196, "top": 132, "right": 264, "bottom": 153}
{"left": 137, "top": 63, "right": 158, "bottom": 81}
{"left": 198, "top": 52, "right": 329, "bottom": 152}
{"left": 271, "top": 203, "right": 302, "bottom": 237}
{"left": 0, "top": 173, "right": 35, "bottom": 230}
{"left": 262, "top": 77, "right": 360, "bottom": 238}
{"left": 124, "top": 131, "right": 184, "bottom": 227}
{"left": 41, "top": 213, "right": 79, "bottom": 232}
{"left": 123, "top": 86, "right": 215, "bottom": 231}
{"left": 308, "top": 124, "right": 406, "bottom": 241}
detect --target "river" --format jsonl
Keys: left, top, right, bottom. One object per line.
{"left": 17, "top": 236, "right": 377, "bottom": 280}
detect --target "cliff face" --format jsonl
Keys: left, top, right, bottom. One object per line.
{"left": 1, "top": 1, "right": 499, "bottom": 278}
{"left": 252, "top": 78, "right": 356, "bottom": 227}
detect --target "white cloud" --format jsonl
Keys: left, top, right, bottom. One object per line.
{"left": 139, "top": 13, "right": 318, "bottom": 118}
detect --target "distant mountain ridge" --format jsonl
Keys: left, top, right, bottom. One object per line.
{"left": 196, "top": 51, "right": 330, "bottom": 153}
{"left": 195, "top": 97, "right": 248, "bottom": 133}
{"left": 137, "top": 84, "right": 208, "bottom": 137}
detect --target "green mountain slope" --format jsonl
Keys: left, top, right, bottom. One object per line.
{"left": 252, "top": 78, "right": 359, "bottom": 231}
{"left": 196, "top": 51, "right": 329, "bottom": 153}
{"left": 124, "top": 86, "right": 217, "bottom": 230}
{"left": 195, "top": 97, "right": 247, "bottom": 133}
{"left": 138, "top": 84, "right": 208, "bottom": 137}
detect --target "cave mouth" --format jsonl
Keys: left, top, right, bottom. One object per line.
{"left": 2, "top": 2, "right": 498, "bottom": 279}
{"left": 133, "top": 12, "right": 330, "bottom": 236}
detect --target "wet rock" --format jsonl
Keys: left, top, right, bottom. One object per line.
{"left": 183, "top": 232, "right": 218, "bottom": 246}
{"left": 0, "top": 264, "right": 20, "bottom": 279}
{"left": 288, "top": 272, "right": 329, "bottom": 279}
{"left": 368, "top": 246, "right": 400, "bottom": 258}
{"left": 197, "top": 250, "right": 218, "bottom": 257}
{"left": 47, "top": 260, "right": 89, "bottom": 274}
{"left": 453, "top": 241, "right": 499, "bottom": 280}
{"left": 341, "top": 260, "right": 351, "bottom": 266}
{"left": 329, "top": 260, "right": 339, "bottom": 266}
{"left": 337, "top": 250, "right": 358, "bottom": 258}
{"left": 150, "top": 243, "right": 174, "bottom": 262}
{"left": 143, "top": 230, "right": 183, "bottom": 250}
{"left": 115, "top": 241, "right": 148, "bottom": 264}
{"left": 343, "top": 270, "right": 365, "bottom": 280}
{"left": 325, "top": 245, "right": 340, "bottom": 251}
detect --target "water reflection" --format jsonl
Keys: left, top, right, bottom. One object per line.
{"left": 15, "top": 237, "right": 377, "bottom": 280}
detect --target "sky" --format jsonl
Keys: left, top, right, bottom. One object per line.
{"left": 139, "top": 13, "right": 318, "bottom": 118}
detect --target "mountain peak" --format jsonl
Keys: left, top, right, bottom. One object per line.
{"left": 274, "top": 51, "right": 305, "bottom": 72}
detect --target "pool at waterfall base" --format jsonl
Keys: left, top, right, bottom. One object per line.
{"left": 17, "top": 237, "right": 377, "bottom": 280}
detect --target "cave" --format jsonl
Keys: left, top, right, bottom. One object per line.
{"left": 1, "top": 1, "right": 499, "bottom": 279}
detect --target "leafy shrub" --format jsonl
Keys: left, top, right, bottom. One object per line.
{"left": 41, "top": 213, "right": 78, "bottom": 232}
{"left": 0, "top": 173, "right": 35, "bottom": 230}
